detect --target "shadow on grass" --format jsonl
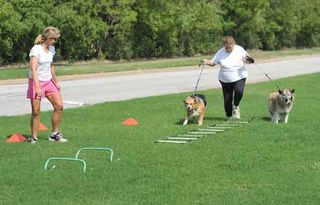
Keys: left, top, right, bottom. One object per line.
{"left": 175, "top": 116, "right": 226, "bottom": 125}
{"left": 262, "top": 116, "right": 271, "bottom": 121}
{"left": 174, "top": 115, "right": 272, "bottom": 125}
{"left": 244, "top": 116, "right": 271, "bottom": 122}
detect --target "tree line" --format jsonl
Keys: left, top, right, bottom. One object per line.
{"left": 0, "top": 0, "right": 319, "bottom": 65}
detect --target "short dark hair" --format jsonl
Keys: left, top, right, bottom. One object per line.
{"left": 222, "top": 36, "right": 235, "bottom": 45}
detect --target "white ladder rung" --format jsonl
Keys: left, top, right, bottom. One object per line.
{"left": 156, "top": 140, "right": 188, "bottom": 144}
{"left": 177, "top": 134, "right": 204, "bottom": 138}
{"left": 167, "top": 137, "right": 198, "bottom": 141}
{"left": 188, "top": 131, "right": 216, "bottom": 135}
{"left": 199, "top": 128, "right": 224, "bottom": 132}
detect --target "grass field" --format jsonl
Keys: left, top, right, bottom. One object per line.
{"left": 1, "top": 72, "right": 320, "bottom": 204}
{"left": 1, "top": 48, "right": 320, "bottom": 80}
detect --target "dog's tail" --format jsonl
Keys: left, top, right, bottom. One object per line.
{"left": 192, "top": 93, "right": 207, "bottom": 107}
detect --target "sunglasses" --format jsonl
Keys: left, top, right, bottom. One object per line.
{"left": 49, "top": 37, "right": 58, "bottom": 41}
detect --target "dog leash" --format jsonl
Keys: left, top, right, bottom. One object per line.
{"left": 193, "top": 61, "right": 205, "bottom": 94}
{"left": 253, "top": 62, "right": 281, "bottom": 90}
{"left": 194, "top": 59, "right": 281, "bottom": 92}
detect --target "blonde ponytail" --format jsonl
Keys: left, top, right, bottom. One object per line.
{"left": 34, "top": 34, "right": 44, "bottom": 45}
{"left": 33, "top": 26, "right": 60, "bottom": 45}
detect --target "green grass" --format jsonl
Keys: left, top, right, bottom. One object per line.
{"left": 1, "top": 73, "right": 320, "bottom": 204}
{"left": 1, "top": 47, "right": 320, "bottom": 80}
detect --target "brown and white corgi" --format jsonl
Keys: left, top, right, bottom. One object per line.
{"left": 183, "top": 94, "right": 207, "bottom": 126}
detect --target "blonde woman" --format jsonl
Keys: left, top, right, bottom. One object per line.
{"left": 27, "top": 27, "right": 67, "bottom": 143}
{"left": 202, "top": 36, "right": 254, "bottom": 121}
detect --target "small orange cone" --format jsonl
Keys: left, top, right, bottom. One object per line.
{"left": 29, "top": 122, "right": 48, "bottom": 132}
{"left": 123, "top": 118, "right": 139, "bottom": 126}
{"left": 38, "top": 122, "right": 48, "bottom": 131}
{"left": 6, "top": 132, "right": 27, "bottom": 143}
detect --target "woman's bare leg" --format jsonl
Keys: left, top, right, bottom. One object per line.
{"left": 30, "top": 99, "right": 41, "bottom": 138}
{"left": 47, "top": 92, "right": 63, "bottom": 132}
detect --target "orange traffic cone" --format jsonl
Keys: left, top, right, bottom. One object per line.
{"left": 38, "top": 122, "right": 48, "bottom": 131}
{"left": 29, "top": 122, "right": 48, "bottom": 132}
{"left": 6, "top": 132, "right": 27, "bottom": 143}
{"left": 123, "top": 118, "right": 139, "bottom": 126}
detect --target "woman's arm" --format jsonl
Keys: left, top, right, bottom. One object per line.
{"left": 30, "top": 56, "right": 41, "bottom": 98}
{"left": 202, "top": 59, "right": 217, "bottom": 66}
{"left": 245, "top": 55, "right": 255, "bottom": 64}
{"left": 51, "top": 64, "right": 60, "bottom": 90}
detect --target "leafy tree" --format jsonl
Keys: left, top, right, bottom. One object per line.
{"left": 220, "top": 0, "right": 269, "bottom": 49}
{"left": 94, "top": 0, "right": 137, "bottom": 60}
{"left": 51, "top": 1, "right": 107, "bottom": 61}
{"left": 262, "top": 0, "right": 301, "bottom": 49}
{"left": 0, "top": 0, "right": 319, "bottom": 64}
{"left": 174, "top": 0, "right": 222, "bottom": 55}
{"left": 0, "top": 1, "right": 23, "bottom": 64}
{"left": 295, "top": 0, "right": 320, "bottom": 47}
{"left": 9, "top": 0, "right": 55, "bottom": 61}
{"left": 132, "top": 0, "right": 178, "bottom": 58}
{"left": 132, "top": 0, "right": 222, "bottom": 58}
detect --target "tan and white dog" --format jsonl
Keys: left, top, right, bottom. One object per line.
{"left": 183, "top": 94, "right": 207, "bottom": 126}
{"left": 268, "top": 89, "right": 295, "bottom": 123}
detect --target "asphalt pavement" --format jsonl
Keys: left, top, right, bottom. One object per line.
{"left": 0, "top": 55, "right": 319, "bottom": 116}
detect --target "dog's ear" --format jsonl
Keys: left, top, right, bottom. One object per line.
{"left": 278, "top": 89, "right": 283, "bottom": 94}
{"left": 291, "top": 89, "right": 295, "bottom": 93}
{"left": 192, "top": 97, "right": 198, "bottom": 103}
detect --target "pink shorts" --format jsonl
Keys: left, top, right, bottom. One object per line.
{"left": 27, "top": 79, "right": 59, "bottom": 99}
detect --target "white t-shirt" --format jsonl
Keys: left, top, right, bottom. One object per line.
{"left": 29, "top": 45, "right": 55, "bottom": 81}
{"left": 212, "top": 44, "right": 248, "bottom": 83}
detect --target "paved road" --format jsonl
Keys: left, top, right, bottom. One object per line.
{"left": 1, "top": 56, "right": 319, "bottom": 116}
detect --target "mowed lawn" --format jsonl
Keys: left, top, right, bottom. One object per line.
{"left": 0, "top": 73, "right": 320, "bottom": 205}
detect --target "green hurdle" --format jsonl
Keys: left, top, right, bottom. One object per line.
{"left": 44, "top": 147, "right": 114, "bottom": 173}
{"left": 44, "top": 157, "right": 87, "bottom": 172}
{"left": 75, "top": 147, "right": 114, "bottom": 162}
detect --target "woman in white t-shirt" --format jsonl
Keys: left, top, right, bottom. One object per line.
{"left": 27, "top": 27, "right": 67, "bottom": 143}
{"left": 202, "top": 36, "right": 254, "bottom": 121}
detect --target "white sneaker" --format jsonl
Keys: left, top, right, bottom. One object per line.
{"left": 232, "top": 105, "right": 240, "bottom": 119}
{"left": 225, "top": 116, "right": 233, "bottom": 122}
{"left": 49, "top": 132, "right": 68, "bottom": 143}
{"left": 29, "top": 137, "right": 38, "bottom": 144}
